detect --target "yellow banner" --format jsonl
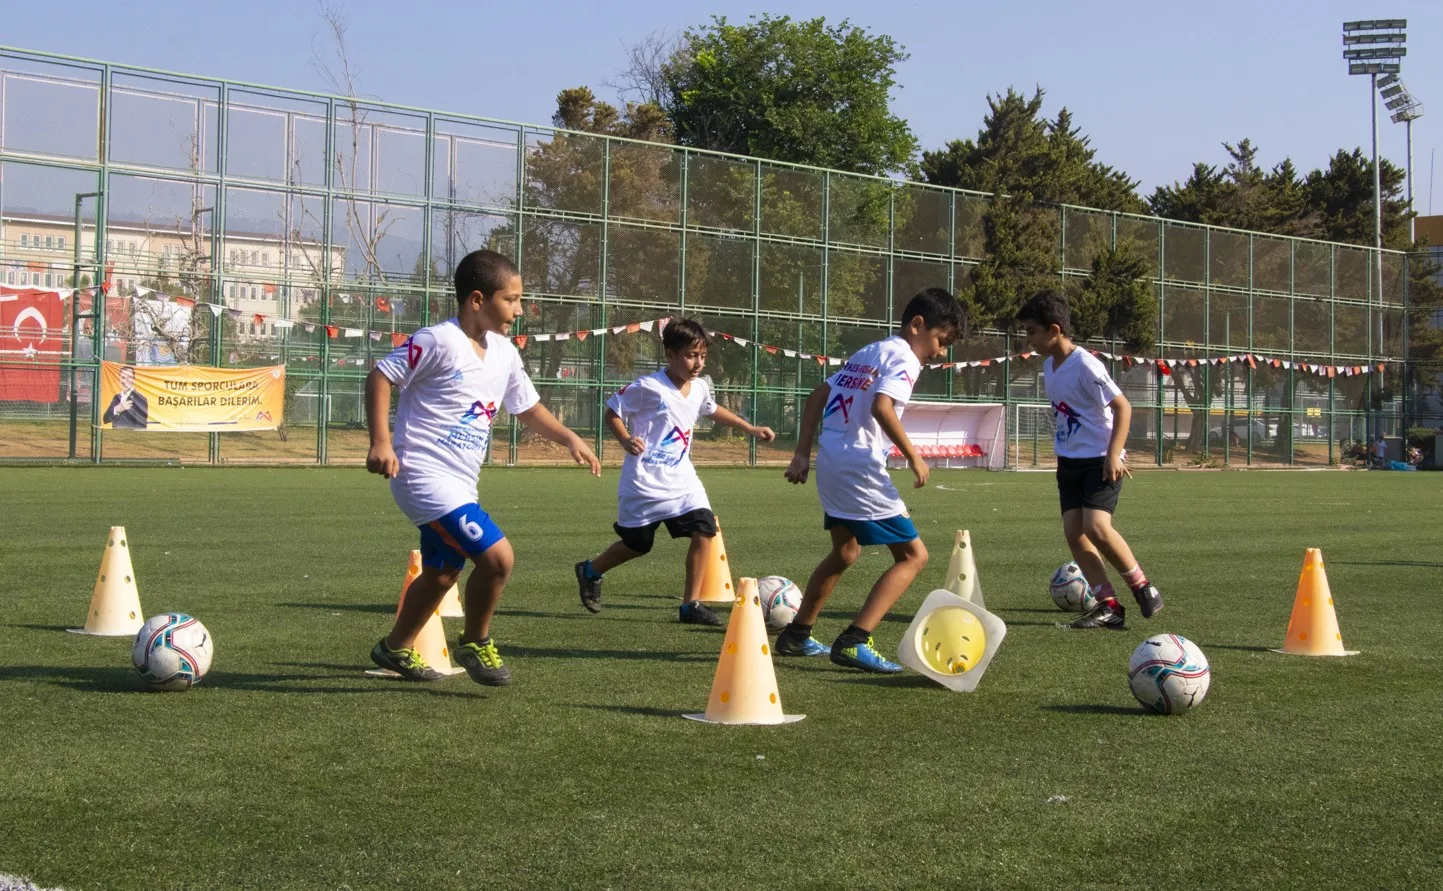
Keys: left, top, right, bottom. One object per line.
{"left": 99, "top": 362, "right": 285, "bottom": 432}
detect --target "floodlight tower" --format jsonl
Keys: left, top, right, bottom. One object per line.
{"left": 1379, "top": 73, "right": 1424, "bottom": 242}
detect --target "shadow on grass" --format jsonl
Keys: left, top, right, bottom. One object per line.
{"left": 1196, "top": 643, "right": 1272, "bottom": 653}
{"left": 0, "top": 664, "right": 481, "bottom": 698}
{"left": 825, "top": 673, "right": 936, "bottom": 689}
{"left": 496, "top": 609, "right": 670, "bottom": 623}
{"left": 1334, "top": 560, "right": 1443, "bottom": 568}
{"left": 503, "top": 644, "right": 714, "bottom": 663}
{"left": 1041, "top": 703, "right": 1147, "bottom": 716}
{"left": 280, "top": 602, "right": 394, "bottom": 615}
{"left": 11, "top": 624, "right": 88, "bottom": 633}
{"left": 572, "top": 703, "right": 683, "bottom": 718}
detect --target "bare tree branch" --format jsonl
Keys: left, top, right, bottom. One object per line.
{"left": 602, "top": 29, "right": 684, "bottom": 107}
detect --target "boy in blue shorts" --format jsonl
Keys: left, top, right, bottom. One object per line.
{"left": 574, "top": 318, "right": 776, "bottom": 625}
{"left": 778, "top": 288, "right": 966, "bottom": 673}
{"left": 1016, "top": 289, "right": 1162, "bottom": 630}
{"left": 365, "top": 249, "right": 601, "bottom": 684}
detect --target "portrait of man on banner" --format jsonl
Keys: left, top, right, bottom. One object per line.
{"left": 102, "top": 365, "right": 150, "bottom": 429}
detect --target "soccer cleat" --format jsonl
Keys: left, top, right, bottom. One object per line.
{"left": 575, "top": 560, "right": 603, "bottom": 614}
{"left": 829, "top": 636, "right": 903, "bottom": 674}
{"left": 774, "top": 633, "right": 831, "bottom": 657}
{"left": 455, "top": 638, "right": 512, "bottom": 686}
{"left": 679, "top": 601, "right": 724, "bottom": 626}
{"left": 1132, "top": 584, "right": 1164, "bottom": 619}
{"left": 1070, "top": 600, "right": 1127, "bottom": 630}
{"left": 370, "top": 638, "right": 445, "bottom": 681}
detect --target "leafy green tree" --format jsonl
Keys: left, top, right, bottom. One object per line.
{"left": 1071, "top": 241, "right": 1157, "bottom": 352}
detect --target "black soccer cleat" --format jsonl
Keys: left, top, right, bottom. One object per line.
{"left": 1069, "top": 600, "right": 1126, "bottom": 630}
{"left": 575, "top": 561, "right": 603, "bottom": 614}
{"left": 679, "top": 601, "right": 724, "bottom": 626}
{"left": 1132, "top": 584, "right": 1163, "bottom": 619}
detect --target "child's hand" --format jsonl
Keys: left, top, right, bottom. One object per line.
{"left": 1104, "top": 453, "right": 1132, "bottom": 483}
{"left": 570, "top": 437, "right": 603, "bottom": 477}
{"left": 751, "top": 425, "right": 776, "bottom": 443}
{"left": 624, "top": 436, "right": 645, "bottom": 456}
{"left": 784, "top": 453, "right": 810, "bottom": 484}
{"left": 908, "top": 454, "right": 930, "bottom": 488}
{"left": 367, "top": 443, "right": 400, "bottom": 479}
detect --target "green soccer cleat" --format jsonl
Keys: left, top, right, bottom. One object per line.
{"left": 370, "top": 638, "right": 445, "bottom": 681}
{"left": 455, "top": 637, "right": 513, "bottom": 686}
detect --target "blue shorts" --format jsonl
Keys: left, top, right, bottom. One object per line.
{"left": 824, "top": 514, "right": 919, "bottom": 546}
{"left": 419, "top": 503, "right": 506, "bottom": 570}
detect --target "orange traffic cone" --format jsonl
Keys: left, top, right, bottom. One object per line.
{"left": 1272, "top": 548, "right": 1358, "bottom": 657}
{"left": 684, "top": 577, "right": 803, "bottom": 725}
{"left": 365, "top": 550, "right": 464, "bottom": 677}
{"left": 438, "top": 581, "right": 464, "bottom": 618}
{"left": 696, "top": 517, "right": 735, "bottom": 604}
{"left": 943, "top": 530, "right": 986, "bottom": 609}
{"left": 68, "top": 526, "right": 144, "bottom": 636}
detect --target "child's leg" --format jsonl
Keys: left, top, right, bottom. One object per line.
{"left": 1080, "top": 509, "right": 1139, "bottom": 576}
{"left": 1062, "top": 508, "right": 1112, "bottom": 589}
{"left": 589, "top": 540, "right": 645, "bottom": 575}
{"left": 852, "top": 538, "right": 929, "bottom": 631}
{"left": 386, "top": 565, "right": 461, "bottom": 650}
{"left": 679, "top": 532, "right": 711, "bottom": 604}
{"left": 793, "top": 526, "right": 862, "bottom": 627}
{"left": 461, "top": 536, "right": 514, "bottom": 644}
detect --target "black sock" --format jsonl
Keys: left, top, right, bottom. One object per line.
{"left": 834, "top": 624, "right": 872, "bottom": 648}
{"left": 782, "top": 622, "right": 813, "bottom": 640}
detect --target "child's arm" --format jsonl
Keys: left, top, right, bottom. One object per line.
{"left": 606, "top": 407, "right": 645, "bottom": 456}
{"left": 364, "top": 368, "right": 399, "bottom": 479}
{"left": 709, "top": 405, "right": 776, "bottom": 443}
{"left": 1105, "top": 393, "right": 1133, "bottom": 482}
{"left": 785, "top": 383, "right": 830, "bottom": 484}
{"left": 515, "top": 403, "right": 603, "bottom": 476}
{"left": 872, "top": 394, "right": 928, "bottom": 489}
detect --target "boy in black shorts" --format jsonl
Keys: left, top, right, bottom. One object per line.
{"left": 1017, "top": 290, "right": 1163, "bottom": 629}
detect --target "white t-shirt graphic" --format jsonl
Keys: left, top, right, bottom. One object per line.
{"left": 375, "top": 319, "right": 539, "bottom": 524}
{"left": 1043, "top": 348, "right": 1123, "bottom": 460}
{"left": 607, "top": 369, "right": 717, "bottom": 527}
{"left": 815, "top": 336, "right": 922, "bottom": 521}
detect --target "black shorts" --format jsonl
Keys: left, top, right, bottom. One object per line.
{"left": 1056, "top": 456, "right": 1122, "bottom": 514}
{"left": 614, "top": 508, "right": 717, "bottom": 555}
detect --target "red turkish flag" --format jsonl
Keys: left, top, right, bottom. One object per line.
{"left": 0, "top": 287, "right": 65, "bottom": 402}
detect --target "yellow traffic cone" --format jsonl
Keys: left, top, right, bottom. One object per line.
{"left": 1273, "top": 548, "right": 1358, "bottom": 656}
{"left": 898, "top": 589, "right": 1008, "bottom": 692}
{"left": 68, "top": 526, "right": 144, "bottom": 636}
{"left": 438, "top": 581, "right": 464, "bottom": 618}
{"left": 943, "top": 530, "right": 986, "bottom": 609}
{"left": 685, "top": 577, "right": 803, "bottom": 725}
{"left": 365, "top": 550, "right": 464, "bottom": 677}
{"left": 696, "top": 517, "right": 735, "bottom": 603}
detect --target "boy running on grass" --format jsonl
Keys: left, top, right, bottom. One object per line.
{"left": 365, "top": 249, "right": 601, "bottom": 684}
{"left": 575, "top": 318, "right": 775, "bottom": 625}
{"left": 1016, "top": 289, "right": 1162, "bottom": 630}
{"left": 777, "top": 288, "right": 966, "bottom": 673}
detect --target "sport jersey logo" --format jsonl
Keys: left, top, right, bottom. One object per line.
{"left": 1052, "top": 400, "right": 1082, "bottom": 441}
{"left": 659, "top": 425, "right": 692, "bottom": 453}
{"left": 823, "top": 393, "right": 853, "bottom": 423}
{"left": 406, "top": 338, "right": 423, "bottom": 369}
{"left": 897, "top": 370, "right": 914, "bottom": 385}
{"left": 460, "top": 400, "right": 498, "bottom": 424}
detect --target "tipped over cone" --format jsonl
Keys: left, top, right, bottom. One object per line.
{"left": 898, "top": 589, "right": 1008, "bottom": 692}
{"left": 696, "top": 517, "right": 735, "bottom": 603}
{"left": 685, "top": 578, "right": 803, "bottom": 725}
{"left": 1273, "top": 548, "right": 1358, "bottom": 657}
{"left": 943, "top": 530, "right": 985, "bottom": 608}
{"left": 68, "top": 526, "right": 144, "bottom": 636}
{"left": 366, "top": 550, "right": 464, "bottom": 677}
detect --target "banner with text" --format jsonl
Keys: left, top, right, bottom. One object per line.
{"left": 99, "top": 361, "right": 284, "bottom": 431}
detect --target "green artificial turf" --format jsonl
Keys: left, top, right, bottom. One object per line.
{"left": 1, "top": 467, "right": 1440, "bottom": 889}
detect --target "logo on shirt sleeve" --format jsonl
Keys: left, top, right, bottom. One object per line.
{"left": 406, "top": 338, "right": 423, "bottom": 369}
{"left": 823, "top": 393, "right": 854, "bottom": 423}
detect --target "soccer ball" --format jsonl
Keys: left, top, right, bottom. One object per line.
{"left": 1127, "top": 634, "right": 1211, "bottom": 715}
{"left": 132, "top": 613, "right": 213, "bottom": 691}
{"left": 757, "top": 576, "right": 803, "bottom": 631}
{"left": 1049, "top": 562, "right": 1096, "bottom": 613}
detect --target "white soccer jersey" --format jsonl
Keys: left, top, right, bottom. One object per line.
{"left": 606, "top": 369, "right": 717, "bottom": 527}
{"left": 814, "top": 335, "right": 922, "bottom": 521}
{"left": 1043, "top": 347, "right": 1123, "bottom": 459}
{"left": 374, "top": 319, "right": 540, "bottom": 525}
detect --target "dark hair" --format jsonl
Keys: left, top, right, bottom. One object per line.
{"left": 900, "top": 287, "right": 967, "bottom": 340}
{"left": 1016, "top": 289, "right": 1075, "bottom": 339}
{"left": 662, "top": 317, "right": 710, "bottom": 352}
{"left": 454, "top": 250, "right": 520, "bottom": 304}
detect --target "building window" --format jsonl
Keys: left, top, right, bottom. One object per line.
{"left": 261, "top": 252, "right": 269, "bottom": 266}
{"left": 57, "top": 236, "right": 66, "bottom": 251}
{"left": 45, "top": 235, "right": 53, "bottom": 249}
{"left": 107, "top": 240, "right": 113, "bottom": 254}
{"left": 19, "top": 234, "right": 28, "bottom": 247}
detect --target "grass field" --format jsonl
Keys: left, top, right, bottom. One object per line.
{"left": 2, "top": 466, "right": 1441, "bottom": 890}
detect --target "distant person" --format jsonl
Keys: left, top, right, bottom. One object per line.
{"left": 1374, "top": 435, "right": 1388, "bottom": 468}
{"left": 102, "top": 365, "right": 149, "bottom": 429}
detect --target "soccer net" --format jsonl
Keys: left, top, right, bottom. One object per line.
{"left": 887, "top": 401, "right": 1007, "bottom": 471}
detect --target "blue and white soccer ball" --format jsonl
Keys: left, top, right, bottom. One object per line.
{"left": 132, "top": 613, "right": 213, "bottom": 691}
{"left": 1128, "top": 634, "right": 1211, "bottom": 715}
{"left": 757, "top": 576, "right": 803, "bottom": 631}
{"left": 1049, "top": 562, "right": 1096, "bottom": 613}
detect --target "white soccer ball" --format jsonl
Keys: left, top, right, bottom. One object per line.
{"left": 133, "top": 613, "right": 213, "bottom": 691}
{"left": 757, "top": 576, "right": 803, "bottom": 631}
{"left": 1128, "top": 634, "right": 1211, "bottom": 715}
{"left": 1049, "top": 562, "right": 1096, "bottom": 613}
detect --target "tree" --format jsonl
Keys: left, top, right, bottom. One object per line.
{"left": 1071, "top": 241, "right": 1157, "bottom": 352}
{"left": 660, "top": 15, "right": 917, "bottom": 176}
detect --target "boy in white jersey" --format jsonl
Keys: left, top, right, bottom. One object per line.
{"left": 365, "top": 249, "right": 601, "bottom": 684}
{"left": 779, "top": 288, "right": 966, "bottom": 673}
{"left": 574, "top": 318, "right": 776, "bottom": 625}
{"left": 1016, "top": 289, "right": 1163, "bottom": 630}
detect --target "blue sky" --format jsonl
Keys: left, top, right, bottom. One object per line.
{"left": 5, "top": 0, "right": 1441, "bottom": 206}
